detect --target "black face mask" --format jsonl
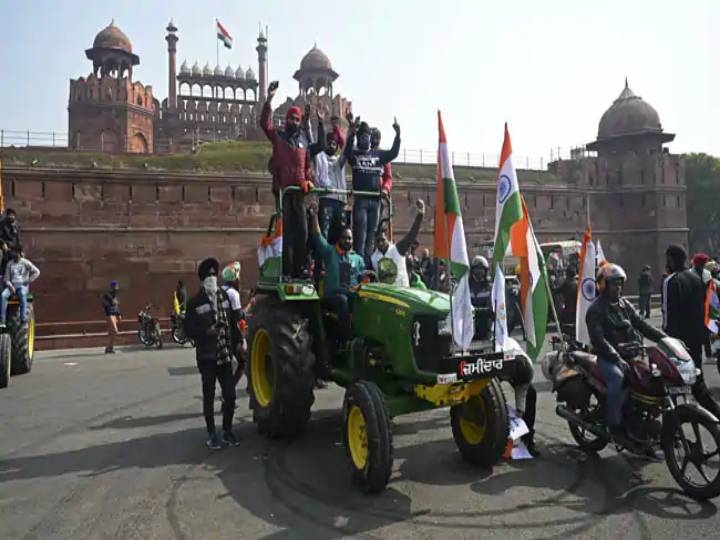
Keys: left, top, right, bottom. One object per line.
{"left": 340, "top": 241, "right": 352, "bottom": 252}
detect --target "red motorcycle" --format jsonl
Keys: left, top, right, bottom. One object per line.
{"left": 543, "top": 336, "right": 720, "bottom": 500}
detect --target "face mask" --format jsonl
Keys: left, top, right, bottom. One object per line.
{"left": 358, "top": 135, "right": 371, "bottom": 151}
{"left": 340, "top": 241, "right": 352, "bottom": 252}
{"left": 203, "top": 276, "right": 218, "bottom": 294}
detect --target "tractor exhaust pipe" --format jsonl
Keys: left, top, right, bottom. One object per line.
{"left": 556, "top": 404, "right": 608, "bottom": 439}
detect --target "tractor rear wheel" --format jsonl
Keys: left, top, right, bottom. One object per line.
{"left": 450, "top": 379, "right": 509, "bottom": 466}
{"left": 0, "top": 334, "right": 10, "bottom": 388}
{"left": 247, "top": 297, "right": 316, "bottom": 439}
{"left": 343, "top": 380, "right": 393, "bottom": 494}
{"left": 9, "top": 304, "right": 34, "bottom": 376}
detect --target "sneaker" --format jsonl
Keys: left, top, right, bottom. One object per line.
{"left": 206, "top": 432, "right": 223, "bottom": 450}
{"left": 0, "top": 321, "right": 7, "bottom": 330}
{"left": 222, "top": 431, "right": 240, "bottom": 447}
{"left": 609, "top": 425, "right": 644, "bottom": 454}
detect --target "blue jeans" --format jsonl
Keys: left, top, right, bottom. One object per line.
{"left": 319, "top": 198, "right": 345, "bottom": 245}
{"left": 598, "top": 357, "right": 625, "bottom": 426}
{"left": 352, "top": 196, "right": 380, "bottom": 263}
{"left": 2, "top": 284, "right": 28, "bottom": 322}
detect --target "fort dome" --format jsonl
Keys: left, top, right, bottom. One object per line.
{"left": 93, "top": 21, "right": 133, "bottom": 53}
{"left": 299, "top": 45, "right": 333, "bottom": 71}
{"left": 597, "top": 80, "right": 663, "bottom": 141}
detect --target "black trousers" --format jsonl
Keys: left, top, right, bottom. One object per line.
{"left": 323, "top": 292, "right": 352, "bottom": 343}
{"left": 689, "top": 345, "right": 720, "bottom": 419}
{"left": 199, "top": 361, "right": 236, "bottom": 435}
{"left": 319, "top": 198, "right": 345, "bottom": 246}
{"left": 639, "top": 293, "right": 651, "bottom": 318}
{"left": 282, "top": 191, "right": 308, "bottom": 278}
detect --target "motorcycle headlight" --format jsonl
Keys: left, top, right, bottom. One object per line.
{"left": 673, "top": 358, "right": 697, "bottom": 385}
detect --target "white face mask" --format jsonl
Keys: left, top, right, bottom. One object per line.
{"left": 202, "top": 275, "right": 218, "bottom": 294}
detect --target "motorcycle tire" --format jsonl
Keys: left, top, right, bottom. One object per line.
{"left": 154, "top": 324, "right": 163, "bottom": 350}
{"left": 138, "top": 328, "right": 151, "bottom": 347}
{"left": 568, "top": 392, "right": 608, "bottom": 453}
{"left": 172, "top": 326, "right": 187, "bottom": 345}
{"left": 663, "top": 406, "right": 720, "bottom": 500}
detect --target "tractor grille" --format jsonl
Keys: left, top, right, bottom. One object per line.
{"left": 412, "top": 315, "right": 453, "bottom": 373}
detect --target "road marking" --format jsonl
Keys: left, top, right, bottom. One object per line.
{"left": 64, "top": 362, "right": 78, "bottom": 366}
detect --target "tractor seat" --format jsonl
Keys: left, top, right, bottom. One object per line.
{"left": 569, "top": 350, "right": 597, "bottom": 371}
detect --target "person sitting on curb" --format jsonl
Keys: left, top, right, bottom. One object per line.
{"left": 184, "top": 258, "right": 240, "bottom": 450}
{"left": 0, "top": 246, "right": 40, "bottom": 330}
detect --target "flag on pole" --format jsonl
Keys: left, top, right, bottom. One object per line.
{"left": 0, "top": 158, "right": 4, "bottom": 213}
{"left": 576, "top": 227, "right": 597, "bottom": 345}
{"left": 258, "top": 215, "right": 282, "bottom": 267}
{"left": 509, "top": 199, "right": 550, "bottom": 359}
{"left": 705, "top": 279, "right": 720, "bottom": 334}
{"left": 596, "top": 239, "right": 606, "bottom": 265}
{"left": 492, "top": 124, "right": 549, "bottom": 358}
{"left": 492, "top": 264, "right": 509, "bottom": 350}
{"left": 434, "top": 111, "right": 473, "bottom": 350}
{"left": 216, "top": 20, "right": 233, "bottom": 49}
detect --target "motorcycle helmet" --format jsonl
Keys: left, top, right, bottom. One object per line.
{"left": 596, "top": 262, "right": 626, "bottom": 292}
{"left": 471, "top": 255, "right": 489, "bottom": 270}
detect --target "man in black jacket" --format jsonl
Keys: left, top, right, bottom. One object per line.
{"left": 184, "top": 258, "right": 240, "bottom": 450}
{"left": 586, "top": 263, "right": 666, "bottom": 451}
{"left": 663, "top": 245, "right": 720, "bottom": 419}
{"left": 0, "top": 209, "right": 20, "bottom": 250}
{"left": 469, "top": 256, "right": 492, "bottom": 340}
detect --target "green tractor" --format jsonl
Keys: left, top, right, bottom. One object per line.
{"left": 247, "top": 188, "right": 512, "bottom": 493}
{"left": 0, "top": 294, "right": 36, "bottom": 389}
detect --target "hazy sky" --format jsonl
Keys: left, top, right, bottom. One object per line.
{"left": 1, "top": 0, "right": 718, "bottom": 161}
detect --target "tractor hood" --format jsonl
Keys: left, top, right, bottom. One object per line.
{"left": 357, "top": 283, "right": 450, "bottom": 316}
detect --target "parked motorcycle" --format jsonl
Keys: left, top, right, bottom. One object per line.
{"left": 543, "top": 335, "right": 720, "bottom": 500}
{"left": 170, "top": 312, "right": 193, "bottom": 346}
{"left": 137, "top": 304, "right": 163, "bottom": 349}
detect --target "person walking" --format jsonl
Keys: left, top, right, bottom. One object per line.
{"left": 184, "top": 258, "right": 240, "bottom": 450}
{"left": 102, "top": 280, "right": 121, "bottom": 354}
{"left": 638, "top": 265, "right": 653, "bottom": 318}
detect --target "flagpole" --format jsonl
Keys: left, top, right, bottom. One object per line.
{"left": 216, "top": 19, "right": 219, "bottom": 68}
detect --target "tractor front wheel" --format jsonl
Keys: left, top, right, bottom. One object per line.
{"left": 247, "top": 297, "right": 316, "bottom": 439}
{"left": 343, "top": 380, "right": 393, "bottom": 494}
{"left": 0, "top": 334, "right": 11, "bottom": 388}
{"left": 450, "top": 379, "right": 509, "bottom": 466}
{"left": 9, "top": 304, "right": 34, "bottom": 376}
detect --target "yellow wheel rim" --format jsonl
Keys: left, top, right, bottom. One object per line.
{"left": 347, "top": 405, "right": 369, "bottom": 469}
{"left": 28, "top": 313, "right": 35, "bottom": 360}
{"left": 459, "top": 397, "right": 487, "bottom": 445}
{"left": 251, "top": 329, "right": 273, "bottom": 407}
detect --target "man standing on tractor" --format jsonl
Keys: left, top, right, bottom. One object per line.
{"left": 102, "top": 280, "right": 120, "bottom": 354}
{"left": 343, "top": 114, "right": 401, "bottom": 264}
{"left": 370, "top": 199, "right": 425, "bottom": 286}
{"left": 261, "top": 81, "right": 321, "bottom": 278}
{"left": 314, "top": 115, "right": 347, "bottom": 246}
{"left": 370, "top": 127, "right": 394, "bottom": 221}
{"left": 308, "top": 204, "right": 365, "bottom": 347}
{"left": 0, "top": 246, "right": 39, "bottom": 331}
{"left": 184, "top": 258, "right": 240, "bottom": 450}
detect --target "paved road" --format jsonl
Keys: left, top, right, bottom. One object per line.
{"left": 2, "top": 331, "right": 720, "bottom": 539}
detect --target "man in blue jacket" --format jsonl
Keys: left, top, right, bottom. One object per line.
{"left": 343, "top": 114, "right": 400, "bottom": 263}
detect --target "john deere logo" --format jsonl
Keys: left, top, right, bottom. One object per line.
{"left": 581, "top": 277, "right": 596, "bottom": 301}
{"left": 498, "top": 174, "right": 513, "bottom": 203}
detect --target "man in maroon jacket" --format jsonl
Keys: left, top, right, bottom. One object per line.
{"left": 260, "top": 81, "right": 319, "bottom": 278}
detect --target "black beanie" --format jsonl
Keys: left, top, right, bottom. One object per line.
{"left": 198, "top": 258, "right": 220, "bottom": 280}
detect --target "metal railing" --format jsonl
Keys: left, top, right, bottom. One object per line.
{"left": 0, "top": 129, "right": 69, "bottom": 148}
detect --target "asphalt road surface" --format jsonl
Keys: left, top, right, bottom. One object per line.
{"left": 3, "top": 322, "right": 720, "bottom": 539}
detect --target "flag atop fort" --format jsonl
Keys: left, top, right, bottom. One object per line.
{"left": 216, "top": 20, "right": 232, "bottom": 49}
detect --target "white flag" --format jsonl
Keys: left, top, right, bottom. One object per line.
{"left": 492, "top": 263, "right": 509, "bottom": 351}
{"left": 576, "top": 231, "right": 597, "bottom": 345}
{"left": 596, "top": 240, "right": 606, "bottom": 264}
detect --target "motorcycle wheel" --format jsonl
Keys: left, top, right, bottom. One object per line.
{"left": 154, "top": 324, "right": 163, "bottom": 350}
{"left": 138, "top": 328, "right": 151, "bottom": 347}
{"left": 569, "top": 393, "right": 608, "bottom": 453}
{"left": 172, "top": 326, "right": 186, "bottom": 345}
{"left": 663, "top": 407, "right": 720, "bottom": 500}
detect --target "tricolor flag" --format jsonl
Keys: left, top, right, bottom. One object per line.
{"left": 596, "top": 239, "right": 606, "bottom": 265}
{"left": 576, "top": 227, "right": 597, "bottom": 345}
{"left": 434, "top": 111, "right": 473, "bottom": 350}
{"left": 492, "top": 124, "right": 549, "bottom": 359}
{"left": 258, "top": 215, "right": 282, "bottom": 267}
{"left": 705, "top": 279, "right": 720, "bottom": 334}
{"left": 216, "top": 20, "right": 233, "bottom": 49}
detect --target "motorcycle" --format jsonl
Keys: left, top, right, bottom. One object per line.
{"left": 137, "top": 304, "right": 163, "bottom": 349}
{"left": 542, "top": 334, "right": 720, "bottom": 500}
{"left": 170, "top": 312, "right": 193, "bottom": 346}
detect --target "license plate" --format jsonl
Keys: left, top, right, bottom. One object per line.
{"left": 457, "top": 352, "right": 508, "bottom": 381}
{"left": 668, "top": 385, "right": 691, "bottom": 395}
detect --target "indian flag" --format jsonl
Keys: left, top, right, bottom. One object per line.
{"left": 258, "top": 215, "right": 282, "bottom": 267}
{"left": 216, "top": 20, "right": 233, "bottom": 49}
{"left": 576, "top": 226, "right": 597, "bottom": 345}
{"left": 434, "top": 111, "right": 473, "bottom": 350}
{"left": 705, "top": 279, "right": 720, "bottom": 334}
{"left": 493, "top": 124, "right": 549, "bottom": 359}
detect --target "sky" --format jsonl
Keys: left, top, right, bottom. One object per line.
{"left": 1, "top": 0, "right": 719, "bottom": 161}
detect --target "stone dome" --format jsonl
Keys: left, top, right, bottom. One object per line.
{"left": 225, "top": 65, "right": 234, "bottom": 78}
{"left": 597, "top": 80, "right": 663, "bottom": 140}
{"left": 179, "top": 59, "right": 190, "bottom": 74}
{"left": 235, "top": 65, "right": 244, "bottom": 79}
{"left": 214, "top": 64, "right": 223, "bottom": 76}
{"left": 93, "top": 21, "right": 133, "bottom": 53}
{"left": 202, "top": 62, "right": 212, "bottom": 76}
{"left": 246, "top": 67, "right": 255, "bottom": 80}
{"left": 299, "top": 45, "right": 332, "bottom": 71}
{"left": 191, "top": 61, "right": 201, "bottom": 75}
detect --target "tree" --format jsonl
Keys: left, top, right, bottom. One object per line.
{"left": 685, "top": 153, "right": 720, "bottom": 254}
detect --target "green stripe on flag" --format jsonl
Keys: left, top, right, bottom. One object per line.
{"left": 443, "top": 176, "right": 461, "bottom": 215}
{"left": 492, "top": 190, "right": 522, "bottom": 271}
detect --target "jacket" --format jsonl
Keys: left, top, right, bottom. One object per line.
{"left": 663, "top": 268, "right": 706, "bottom": 349}
{"left": 4, "top": 257, "right": 40, "bottom": 287}
{"left": 184, "top": 288, "right": 233, "bottom": 366}
{"left": 0, "top": 219, "right": 20, "bottom": 249}
{"left": 261, "top": 102, "right": 322, "bottom": 193}
{"left": 312, "top": 232, "right": 365, "bottom": 298}
{"left": 638, "top": 270, "right": 653, "bottom": 294}
{"left": 586, "top": 294, "right": 665, "bottom": 364}
{"left": 343, "top": 132, "right": 400, "bottom": 193}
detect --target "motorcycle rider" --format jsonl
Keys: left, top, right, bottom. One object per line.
{"left": 586, "top": 263, "right": 667, "bottom": 452}
{"left": 469, "top": 256, "right": 492, "bottom": 340}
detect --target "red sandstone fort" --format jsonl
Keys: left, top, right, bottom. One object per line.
{"left": 0, "top": 21, "right": 688, "bottom": 348}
